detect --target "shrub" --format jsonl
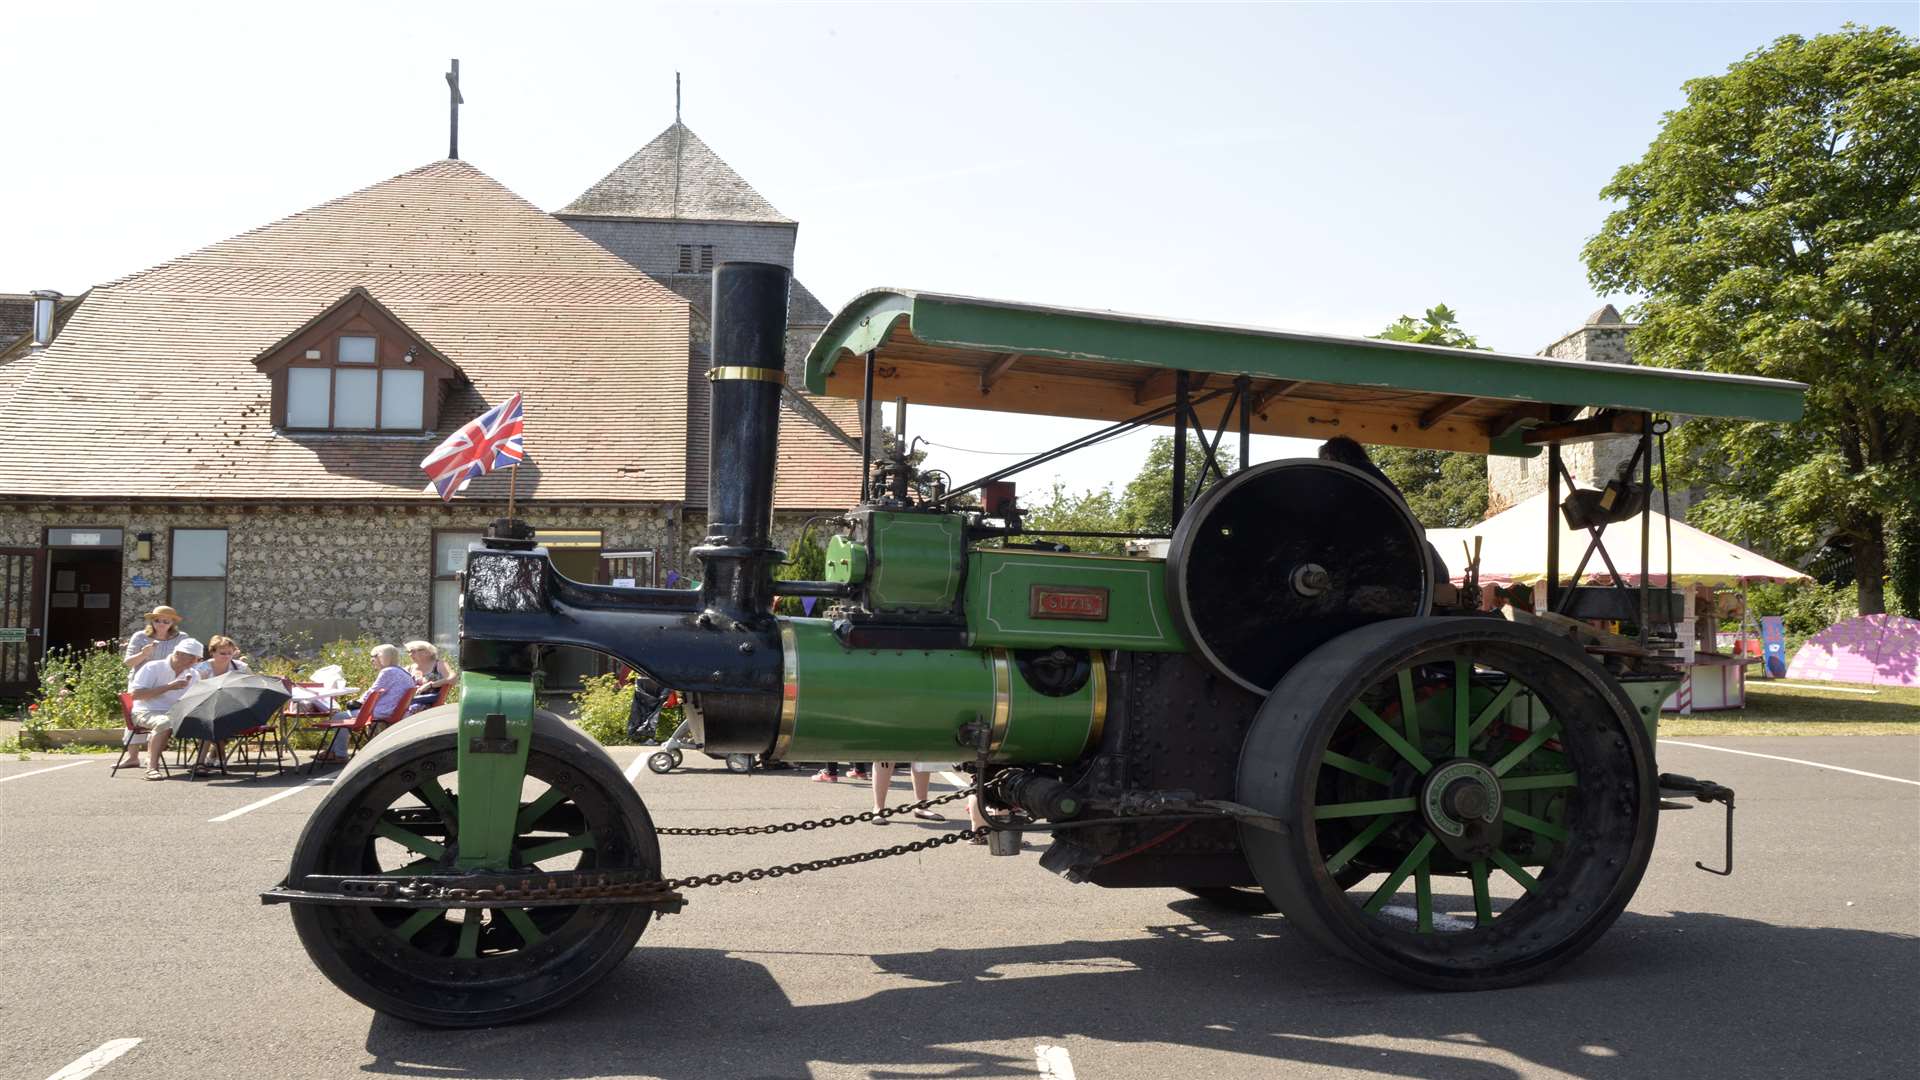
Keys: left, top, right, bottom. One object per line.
{"left": 572, "top": 672, "right": 635, "bottom": 745}
{"left": 570, "top": 672, "right": 679, "bottom": 746}
{"left": 314, "top": 635, "right": 382, "bottom": 692}
{"left": 26, "top": 643, "right": 128, "bottom": 738}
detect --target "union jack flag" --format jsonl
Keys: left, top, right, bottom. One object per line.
{"left": 420, "top": 392, "right": 526, "bottom": 501}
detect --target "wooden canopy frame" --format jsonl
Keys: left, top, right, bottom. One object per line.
{"left": 803, "top": 290, "right": 1805, "bottom": 457}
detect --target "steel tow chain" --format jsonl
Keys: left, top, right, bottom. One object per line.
{"left": 664, "top": 826, "right": 984, "bottom": 893}
{"left": 654, "top": 786, "right": 972, "bottom": 836}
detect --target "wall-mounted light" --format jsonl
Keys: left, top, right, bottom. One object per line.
{"left": 403, "top": 346, "right": 417, "bottom": 364}
{"left": 134, "top": 532, "right": 154, "bottom": 562}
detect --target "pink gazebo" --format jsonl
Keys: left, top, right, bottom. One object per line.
{"left": 1785, "top": 615, "right": 1920, "bottom": 688}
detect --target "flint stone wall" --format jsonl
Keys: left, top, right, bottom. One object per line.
{"left": 0, "top": 502, "right": 824, "bottom": 661}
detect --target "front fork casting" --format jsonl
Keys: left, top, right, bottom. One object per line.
{"left": 455, "top": 671, "right": 538, "bottom": 869}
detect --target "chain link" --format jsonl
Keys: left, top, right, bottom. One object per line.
{"left": 655, "top": 786, "right": 971, "bottom": 836}
{"left": 664, "top": 827, "right": 984, "bottom": 892}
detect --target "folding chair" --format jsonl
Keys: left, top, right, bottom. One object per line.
{"left": 300, "top": 687, "right": 384, "bottom": 774}
{"left": 365, "top": 684, "right": 419, "bottom": 745}
{"left": 110, "top": 692, "right": 171, "bottom": 778}
{"left": 226, "top": 677, "right": 297, "bottom": 779}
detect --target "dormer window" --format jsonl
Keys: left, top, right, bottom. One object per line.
{"left": 254, "top": 288, "right": 466, "bottom": 435}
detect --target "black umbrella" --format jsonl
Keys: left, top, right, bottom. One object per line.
{"left": 169, "top": 672, "right": 292, "bottom": 743}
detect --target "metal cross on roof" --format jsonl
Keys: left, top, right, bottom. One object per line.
{"left": 446, "top": 59, "right": 464, "bottom": 160}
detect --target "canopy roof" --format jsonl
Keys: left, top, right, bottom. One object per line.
{"left": 1429, "top": 494, "right": 1810, "bottom": 587}
{"left": 803, "top": 290, "right": 1806, "bottom": 456}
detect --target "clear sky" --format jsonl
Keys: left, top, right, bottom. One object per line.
{"left": 5, "top": 1, "right": 1912, "bottom": 497}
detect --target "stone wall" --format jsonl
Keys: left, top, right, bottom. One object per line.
{"left": 2, "top": 502, "right": 838, "bottom": 659}
{"left": 558, "top": 218, "right": 798, "bottom": 279}
{"left": 1486, "top": 305, "right": 1689, "bottom": 519}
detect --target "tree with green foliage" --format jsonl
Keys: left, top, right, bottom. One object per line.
{"left": 773, "top": 525, "right": 828, "bottom": 615}
{"left": 1583, "top": 25, "right": 1920, "bottom": 615}
{"left": 1020, "top": 435, "right": 1236, "bottom": 550}
{"left": 1369, "top": 305, "right": 1490, "bottom": 528}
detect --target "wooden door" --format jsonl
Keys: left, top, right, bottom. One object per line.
{"left": 0, "top": 547, "right": 44, "bottom": 698}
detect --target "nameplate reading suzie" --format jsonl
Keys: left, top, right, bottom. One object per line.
{"left": 1029, "top": 585, "right": 1110, "bottom": 621}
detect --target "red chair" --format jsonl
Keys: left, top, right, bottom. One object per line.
{"left": 224, "top": 676, "right": 296, "bottom": 778}
{"left": 300, "top": 687, "right": 384, "bottom": 774}
{"left": 364, "top": 684, "right": 419, "bottom": 744}
{"left": 110, "top": 692, "right": 171, "bottom": 778}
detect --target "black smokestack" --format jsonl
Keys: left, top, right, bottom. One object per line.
{"left": 695, "top": 261, "right": 791, "bottom": 626}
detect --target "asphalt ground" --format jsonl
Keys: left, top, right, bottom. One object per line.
{"left": 3, "top": 736, "right": 1916, "bottom": 1080}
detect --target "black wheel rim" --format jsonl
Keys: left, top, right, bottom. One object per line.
{"left": 1303, "top": 641, "right": 1647, "bottom": 974}
{"left": 307, "top": 743, "right": 652, "bottom": 1009}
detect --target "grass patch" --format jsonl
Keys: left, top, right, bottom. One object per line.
{"left": 1660, "top": 679, "right": 1920, "bottom": 737}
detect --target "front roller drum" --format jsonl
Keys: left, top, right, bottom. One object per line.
{"left": 285, "top": 705, "right": 662, "bottom": 1026}
{"left": 1238, "top": 617, "right": 1658, "bottom": 990}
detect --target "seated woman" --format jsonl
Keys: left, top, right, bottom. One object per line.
{"left": 186, "top": 635, "right": 251, "bottom": 776}
{"left": 403, "top": 640, "right": 454, "bottom": 713}
{"left": 313, "top": 644, "right": 419, "bottom": 764}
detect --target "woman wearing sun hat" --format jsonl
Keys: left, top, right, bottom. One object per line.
{"left": 123, "top": 605, "right": 188, "bottom": 673}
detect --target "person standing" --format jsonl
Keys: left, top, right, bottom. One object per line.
{"left": 127, "top": 637, "right": 205, "bottom": 780}
{"left": 870, "top": 762, "right": 947, "bottom": 825}
{"left": 122, "top": 605, "right": 187, "bottom": 676}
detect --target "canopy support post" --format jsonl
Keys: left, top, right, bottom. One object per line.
{"left": 1236, "top": 376, "right": 1251, "bottom": 472}
{"left": 1545, "top": 443, "right": 1562, "bottom": 614}
{"left": 1639, "top": 427, "right": 1653, "bottom": 649}
{"left": 859, "top": 349, "right": 876, "bottom": 503}
{"left": 1172, "top": 372, "right": 1189, "bottom": 528}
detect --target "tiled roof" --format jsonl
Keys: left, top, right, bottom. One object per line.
{"left": 0, "top": 160, "right": 848, "bottom": 505}
{"left": 559, "top": 123, "right": 794, "bottom": 224}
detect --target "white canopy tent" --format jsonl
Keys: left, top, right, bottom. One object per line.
{"left": 1429, "top": 493, "right": 1808, "bottom": 587}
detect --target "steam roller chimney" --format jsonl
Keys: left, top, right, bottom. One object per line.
{"left": 694, "top": 261, "right": 791, "bottom": 628}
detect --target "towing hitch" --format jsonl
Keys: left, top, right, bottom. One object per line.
{"left": 1659, "top": 773, "right": 1735, "bottom": 876}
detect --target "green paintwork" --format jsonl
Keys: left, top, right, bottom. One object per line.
{"left": 779, "top": 617, "right": 1098, "bottom": 764}
{"left": 455, "top": 671, "right": 536, "bottom": 870}
{"left": 965, "top": 549, "right": 1187, "bottom": 651}
{"left": 804, "top": 290, "right": 1807, "bottom": 430}
{"left": 866, "top": 511, "right": 965, "bottom": 612}
{"left": 1620, "top": 678, "right": 1682, "bottom": 743}
{"left": 823, "top": 534, "right": 867, "bottom": 584}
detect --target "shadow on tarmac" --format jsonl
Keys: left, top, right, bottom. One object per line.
{"left": 356, "top": 901, "right": 1920, "bottom": 1079}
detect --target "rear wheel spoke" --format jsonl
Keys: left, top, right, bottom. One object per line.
{"left": 1325, "top": 814, "right": 1397, "bottom": 875}
{"left": 515, "top": 787, "right": 568, "bottom": 833}
{"left": 1492, "top": 719, "right": 1564, "bottom": 777}
{"left": 1350, "top": 701, "right": 1432, "bottom": 773}
{"left": 1502, "top": 806, "right": 1569, "bottom": 843}
{"left": 1499, "top": 772, "right": 1575, "bottom": 792}
{"left": 1397, "top": 669, "right": 1420, "bottom": 744}
{"left": 1467, "top": 681, "right": 1521, "bottom": 742}
{"left": 1470, "top": 860, "right": 1493, "bottom": 925}
{"left": 454, "top": 912, "right": 482, "bottom": 959}
{"left": 1313, "top": 797, "right": 1416, "bottom": 821}
{"left": 1322, "top": 751, "right": 1393, "bottom": 785}
{"left": 1452, "top": 660, "right": 1471, "bottom": 757}
{"left": 1415, "top": 864, "right": 1433, "bottom": 934}
{"left": 1362, "top": 835, "right": 1436, "bottom": 914}
{"left": 1489, "top": 850, "right": 1539, "bottom": 892}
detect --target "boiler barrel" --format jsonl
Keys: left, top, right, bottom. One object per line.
{"left": 773, "top": 618, "right": 1105, "bottom": 764}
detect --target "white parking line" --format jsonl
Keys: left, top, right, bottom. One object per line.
{"left": 0, "top": 759, "right": 95, "bottom": 784}
{"left": 1769, "top": 682, "right": 1880, "bottom": 695}
{"left": 1035, "top": 1044, "right": 1077, "bottom": 1080}
{"left": 939, "top": 771, "right": 971, "bottom": 791}
{"left": 624, "top": 751, "right": 647, "bottom": 782}
{"left": 1660, "top": 739, "right": 1920, "bottom": 787}
{"left": 45, "top": 1038, "right": 141, "bottom": 1080}
{"left": 208, "top": 777, "right": 334, "bottom": 822}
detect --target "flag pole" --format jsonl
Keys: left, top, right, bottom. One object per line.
{"left": 507, "top": 464, "right": 518, "bottom": 521}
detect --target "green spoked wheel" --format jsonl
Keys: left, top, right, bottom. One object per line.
{"left": 1238, "top": 617, "right": 1657, "bottom": 990}
{"left": 288, "top": 707, "right": 661, "bottom": 1026}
